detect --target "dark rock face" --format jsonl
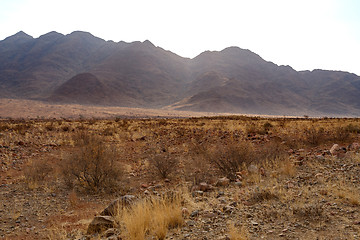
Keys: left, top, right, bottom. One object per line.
{"left": 100, "top": 195, "right": 137, "bottom": 216}
{"left": 1, "top": 31, "right": 360, "bottom": 116}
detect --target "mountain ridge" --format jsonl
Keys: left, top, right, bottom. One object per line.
{"left": 1, "top": 30, "right": 360, "bottom": 116}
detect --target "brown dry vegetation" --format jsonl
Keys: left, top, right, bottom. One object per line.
{"left": 1, "top": 116, "right": 360, "bottom": 239}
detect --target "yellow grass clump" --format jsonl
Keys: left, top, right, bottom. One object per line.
{"left": 228, "top": 222, "right": 248, "bottom": 240}
{"left": 120, "top": 193, "right": 184, "bottom": 240}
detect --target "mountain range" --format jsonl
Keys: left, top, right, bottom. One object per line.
{"left": 1, "top": 30, "right": 360, "bottom": 116}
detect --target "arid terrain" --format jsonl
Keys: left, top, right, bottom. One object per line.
{"left": 0, "top": 98, "right": 225, "bottom": 119}
{"left": 1, "top": 115, "right": 360, "bottom": 239}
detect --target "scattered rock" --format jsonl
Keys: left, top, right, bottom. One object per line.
{"left": 216, "top": 177, "right": 230, "bottom": 187}
{"left": 87, "top": 216, "right": 116, "bottom": 235}
{"left": 199, "top": 182, "right": 209, "bottom": 192}
{"left": 234, "top": 181, "right": 242, "bottom": 187}
{"left": 348, "top": 142, "right": 360, "bottom": 151}
{"left": 251, "top": 220, "right": 259, "bottom": 226}
{"left": 100, "top": 195, "right": 137, "bottom": 216}
{"left": 223, "top": 205, "right": 234, "bottom": 214}
{"left": 248, "top": 164, "right": 258, "bottom": 174}
{"left": 190, "top": 210, "right": 200, "bottom": 218}
{"left": 187, "top": 220, "right": 196, "bottom": 226}
{"left": 192, "top": 190, "right": 204, "bottom": 197}
{"left": 330, "top": 144, "right": 340, "bottom": 155}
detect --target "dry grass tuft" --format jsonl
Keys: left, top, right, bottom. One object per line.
{"left": 120, "top": 192, "right": 184, "bottom": 240}
{"left": 228, "top": 222, "right": 248, "bottom": 240}
{"left": 24, "top": 159, "right": 53, "bottom": 188}
{"left": 330, "top": 181, "right": 360, "bottom": 206}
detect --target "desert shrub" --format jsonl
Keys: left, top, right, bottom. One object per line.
{"left": 12, "top": 123, "right": 31, "bottom": 135}
{"left": 61, "top": 125, "right": 71, "bottom": 132}
{"left": 258, "top": 139, "right": 287, "bottom": 162}
{"left": 102, "top": 126, "right": 116, "bottom": 136}
{"left": 331, "top": 126, "right": 353, "bottom": 143}
{"left": 186, "top": 142, "right": 214, "bottom": 184}
{"left": 61, "top": 134, "right": 123, "bottom": 193}
{"left": 45, "top": 122, "right": 55, "bottom": 131}
{"left": 263, "top": 121, "right": 273, "bottom": 133}
{"left": 303, "top": 126, "right": 326, "bottom": 146}
{"left": 247, "top": 188, "right": 278, "bottom": 205}
{"left": 207, "top": 141, "right": 254, "bottom": 180}
{"left": 293, "top": 203, "right": 323, "bottom": 219}
{"left": 149, "top": 150, "right": 179, "bottom": 179}
{"left": 24, "top": 159, "right": 53, "bottom": 187}
{"left": 344, "top": 123, "right": 360, "bottom": 134}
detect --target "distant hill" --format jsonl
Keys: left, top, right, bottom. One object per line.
{"left": 1, "top": 31, "right": 360, "bottom": 116}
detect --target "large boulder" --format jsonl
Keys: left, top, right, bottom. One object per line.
{"left": 87, "top": 215, "right": 116, "bottom": 235}
{"left": 100, "top": 195, "right": 137, "bottom": 216}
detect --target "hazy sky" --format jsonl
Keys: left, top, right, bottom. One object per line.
{"left": 1, "top": 0, "right": 359, "bottom": 75}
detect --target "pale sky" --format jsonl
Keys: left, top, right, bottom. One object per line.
{"left": 1, "top": 0, "right": 359, "bottom": 75}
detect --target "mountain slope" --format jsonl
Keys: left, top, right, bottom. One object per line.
{"left": 1, "top": 31, "right": 360, "bottom": 116}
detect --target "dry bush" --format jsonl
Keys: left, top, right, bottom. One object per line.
{"left": 258, "top": 139, "right": 287, "bottom": 162}
{"left": 207, "top": 141, "right": 254, "bottom": 180}
{"left": 247, "top": 188, "right": 278, "bottom": 205}
{"left": 293, "top": 203, "right": 324, "bottom": 220}
{"left": 121, "top": 193, "right": 184, "bottom": 240}
{"left": 245, "top": 122, "right": 267, "bottom": 135}
{"left": 61, "top": 134, "right": 123, "bottom": 193}
{"left": 45, "top": 122, "right": 55, "bottom": 131}
{"left": 344, "top": 123, "right": 360, "bottom": 134}
{"left": 303, "top": 126, "right": 326, "bottom": 146}
{"left": 331, "top": 126, "right": 354, "bottom": 143}
{"left": 150, "top": 154, "right": 178, "bottom": 179}
{"left": 102, "top": 126, "right": 116, "bottom": 136}
{"left": 24, "top": 159, "right": 53, "bottom": 187}
{"left": 185, "top": 142, "right": 213, "bottom": 184}
{"left": 280, "top": 158, "right": 296, "bottom": 176}
{"left": 149, "top": 146, "right": 179, "bottom": 179}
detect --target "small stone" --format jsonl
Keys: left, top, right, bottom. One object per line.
{"left": 234, "top": 181, "right": 242, "bottom": 187}
{"left": 141, "top": 183, "right": 149, "bottom": 188}
{"left": 348, "top": 142, "right": 360, "bottom": 151}
{"left": 217, "top": 191, "right": 225, "bottom": 198}
{"left": 182, "top": 207, "right": 189, "bottom": 216}
{"left": 330, "top": 144, "right": 340, "bottom": 155}
{"left": 223, "top": 205, "right": 234, "bottom": 214}
{"left": 216, "top": 177, "right": 230, "bottom": 187}
{"left": 192, "top": 190, "right": 204, "bottom": 197}
{"left": 190, "top": 210, "right": 200, "bottom": 218}
{"left": 248, "top": 164, "right": 258, "bottom": 174}
{"left": 251, "top": 221, "right": 259, "bottom": 226}
{"left": 199, "top": 182, "right": 209, "bottom": 192}
{"left": 187, "top": 220, "right": 196, "bottom": 226}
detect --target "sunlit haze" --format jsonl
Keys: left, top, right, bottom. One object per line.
{"left": 1, "top": 0, "right": 359, "bottom": 75}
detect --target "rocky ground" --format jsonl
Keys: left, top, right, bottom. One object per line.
{"left": 0, "top": 117, "right": 360, "bottom": 239}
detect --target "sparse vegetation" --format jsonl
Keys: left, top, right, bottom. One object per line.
{"left": 1, "top": 116, "right": 360, "bottom": 239}
{"left": 120, "top": 193, "right": 184, "bottom": 240}
{"left": 61, "top": 133, "right": 123, "bottom": 193}
{"left": 207, "top": 141, "right": 254, "bottom": 180}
